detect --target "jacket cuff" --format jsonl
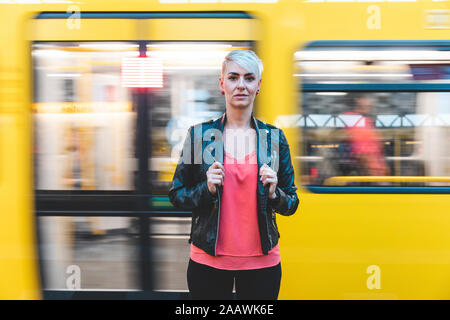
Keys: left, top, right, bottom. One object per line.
{"left": 269, "top": 187, "right": 282, "bottom": 208}
{"left": 203, "top": 180, "right": 218, "bottom": 203}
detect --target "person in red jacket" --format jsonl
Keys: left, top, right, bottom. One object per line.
{"left": 344, "top": 93, "right": 387, "bottom": 177}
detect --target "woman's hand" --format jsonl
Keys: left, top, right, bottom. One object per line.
{"left": 260, "top": 163, "right": 278, "bottom": 199}
{"left": 206, "top": 161, "right": 225, "bottom": 195}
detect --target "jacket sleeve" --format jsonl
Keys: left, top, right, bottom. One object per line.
{"left": 168, "top": 126, "right": 216, "bottom": 210}
{"left": 269, "top": 129, "right": 299, "bottom": 216}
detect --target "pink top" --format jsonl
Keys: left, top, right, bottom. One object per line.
{"left": 190, "top": 149, "right": 280, "bottom": 270}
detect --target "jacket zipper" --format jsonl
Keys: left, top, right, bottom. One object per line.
{"left": 214, "top": 186, "right": 221, "bottom": 256}
{"left": 210, "top": 149, "right": 222, "bottom": 257}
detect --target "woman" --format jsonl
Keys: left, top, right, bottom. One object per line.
{"left": 169, "top": 50, "right": 299, "bottom": 300}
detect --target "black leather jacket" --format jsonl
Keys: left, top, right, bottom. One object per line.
{"left": 168, "top": 112, "right": 299, "bottom": 256}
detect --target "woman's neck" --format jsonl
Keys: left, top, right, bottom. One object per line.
{"left": 224, "top": 107, "right": 253, "bottom": 130}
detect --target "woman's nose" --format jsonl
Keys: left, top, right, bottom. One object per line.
{"left": 237, "top": 76, "right": 245, "bottom": 88}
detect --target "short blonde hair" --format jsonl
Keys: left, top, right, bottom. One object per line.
{"left": 222, "top": 50, "right": 263, "bottom": 80}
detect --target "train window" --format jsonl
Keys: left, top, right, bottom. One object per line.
{"left": 33, "top": 42, "right": 138, "bottom": 191}
{"left": 147, "top": 42, "right": 253, "bottom": 198}
{"left": 33, "top": 41, "right": 252, "bottom": 194}
{"left": 293, "top": 42, "right": 450, "bottom": 189}
{"left": 38, "top": 216, "right": 139, "bottom": 290}
{"left": 33, "top": 40, "right": 253, "bottom": 293}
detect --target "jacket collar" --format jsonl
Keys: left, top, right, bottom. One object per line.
{"left": 215, "top": 111, "right": 261, "bottom": 132}
{"left": 210, "top": 111, "right": 266, "bottom": 169}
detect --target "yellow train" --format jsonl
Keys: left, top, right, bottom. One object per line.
{"left": 1, "top": 0, "right": 449, "bottom": 299}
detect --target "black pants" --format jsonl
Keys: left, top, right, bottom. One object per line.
{"left": 187, "top": 259, "right": 281, "bottom": 300}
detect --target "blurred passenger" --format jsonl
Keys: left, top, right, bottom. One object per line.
{"left": 342, "top": 93, "right": 387, "bottom": 177}
{"left": 169, "top": 50, "right": 299, "bottom": 300}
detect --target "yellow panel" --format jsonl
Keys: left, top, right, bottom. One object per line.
{"left": 0, "top": 7, "right": 40, "bottom": 299}
{"left": 0, "top": 114, "right": 40, "bottom": 299}
{"left": 29, "top": 18, "right": 257, "bottom": 41}
{"left": 147, "top": 19, "right": 258, "bottom": 41}
{"left": 29, "top": 19, "right": 137, "bottom": 41}
{"left": 278, "top": 192, "right": 450, "bottom": 299}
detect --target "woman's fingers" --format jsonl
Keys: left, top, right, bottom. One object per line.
{"left": 260, "top": 164, "right": 278, "bottom": 189}
{"left": 211, "top": 161, "right": 225, "bottom": 171}
{"left": 209, "top": 168, "right": 225, "bottom": 176}
{"left": 209, "top": 173, "right": 224, "bottom": 182}
{"left": 259, "top": 163, "right": 276, "bottom": 177}
{"left": 210, "top": 174, "right": 224, "bottom": 183}
{"left": 207, "top": 162, "right": 225, "bottom": 191}
{"left": 260, "top": 169, "right": 277, "bottom": 181}
{"left": 261, "top": 176, "right": 277, "bottom": 186}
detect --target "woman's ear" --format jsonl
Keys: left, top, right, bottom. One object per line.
{"left": 219, "top": 77, "right": 225, "bottom": 95}
{"left": 257, "top": 79, "right": 262, "bottom": 94}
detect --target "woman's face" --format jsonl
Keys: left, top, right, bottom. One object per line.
{"left": 219, "top": 61, "right": 261, "bottom": 110}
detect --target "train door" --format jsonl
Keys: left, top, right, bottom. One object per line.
{"left": 31, "top": 12, "right": 259, "bottom": 298}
